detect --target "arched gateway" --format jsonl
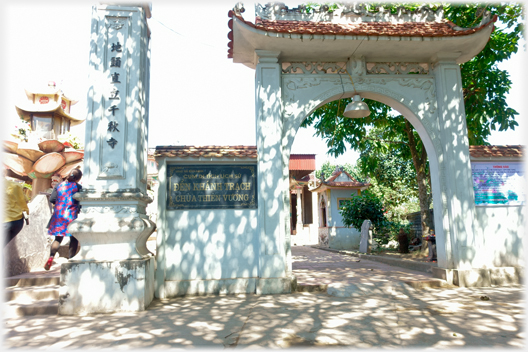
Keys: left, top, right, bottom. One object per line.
{"left": 58, "top": 3, "right": 522, "bottom": 315}
{"left": 226, "top": 3, "right": 513, "bottom": 286}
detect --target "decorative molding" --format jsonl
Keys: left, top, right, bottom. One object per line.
{"left": 348, "top": 58, "right": 366, "bottom": 76}
{"left": 397, "top": 78, "right": 436, "bottom": 114}
{"left": 80, "top": 205, "right": 145, "bottom": 214}
{"left": 282, "top": 62, "right": 346, "bottom": 75}
{"left": 106, "top": 17, "right": 126, "bottom": 30}
{"left": 367, "top": 62, "right": 430, "bottom": 75}
{"left": 255, "top": 3, "right": 445, "bottom": 23}
{"left": 74, "top": 189, "right": 152, "bottom": 204}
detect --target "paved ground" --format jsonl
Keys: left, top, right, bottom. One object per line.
{"left": 3, "top": 246, "right": 524, "bottom": 349}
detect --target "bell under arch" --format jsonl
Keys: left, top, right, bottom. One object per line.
{"left": 229, "top": 2, "right": 502, "bottom": 286}
{"left": 280, "top": 65, "right": 453, "bottom": 269}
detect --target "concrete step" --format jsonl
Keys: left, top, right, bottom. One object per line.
{"left": 4, "top": 299, "right": 58, "bottom": 318}
{"left": 403, "top": 278, "right": 455, "bottom": 289}
{"left": 6, "top": 276, "right": 60, "bottom": 288}
{"left": 297, "top": 284, "right": 328, "bottom": 293}
{"left": 5, "top": 285, "right": 60, "bottom": 302}
{"left": 327, "top": 281, "right": 417, "bottom": 298}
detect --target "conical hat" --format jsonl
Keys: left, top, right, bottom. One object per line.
{"left": 16, "top": 143, "right": 45, "bottom": 162}
{"left": 32, "top": 152, "right": 66, "bottom": 174}
{"left": 3, "top": 152, "right": 33, "bottom": 176}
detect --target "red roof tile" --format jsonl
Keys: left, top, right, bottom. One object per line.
{"left": 289, "top": 154, "right": 316, "bottom": 171}
{"left": 154, "top": 145, "right": 522, "bottom": 162}
{"left": 154, "top": 146, "right": 257, "bottom": 159}
{"left": 469, "top": 145, "right": 524, "bottom": 158}
{"left": 326, "top": 181, "right": 370, "bottom": 187}
{"left": 227, "top": 11, "right": 497, "bottom": 59}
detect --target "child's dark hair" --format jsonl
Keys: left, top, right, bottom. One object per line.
{"left": 67, "top": 168, "right": 83, "bottom": 182}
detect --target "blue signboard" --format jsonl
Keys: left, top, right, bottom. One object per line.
{"left": 167, "top": 164, "right": 257, "bottom": 209}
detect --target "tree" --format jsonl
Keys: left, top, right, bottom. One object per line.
{"left": 314, "top": 160, "right": 366, "bottom": 182}
{"left": 301, "top": 2, "right": 524, "bottom": 241}
{"left": 339, "top": 190, "right": 386, "bottom": 232}
{"left": 357, "top": 134, "right": 421, "bottom": 222}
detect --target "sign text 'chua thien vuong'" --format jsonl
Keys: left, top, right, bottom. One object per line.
{"left": 167, "top": 164, "right": 257, "bottom": 209}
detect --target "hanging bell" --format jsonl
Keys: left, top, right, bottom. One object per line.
{"left": 343, "top": 95, "right": 370, "bottom": 118}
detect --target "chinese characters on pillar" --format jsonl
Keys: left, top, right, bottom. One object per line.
{"left": 107, "top": 38, "right": 123, "bottom": 149}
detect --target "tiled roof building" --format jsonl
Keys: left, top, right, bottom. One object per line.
{"left": 469, "top": 145, "right": 524, "bottom": 159}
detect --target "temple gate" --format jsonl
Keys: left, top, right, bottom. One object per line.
{"left": 58, "top": 2, "right": 523, "bottom": 314}
{"left": 227, "top": 3, "right": 522, "bottom": 287}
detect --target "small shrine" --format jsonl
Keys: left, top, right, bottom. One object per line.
{"left": 5, "top": 81, "right": 85, "bottom": 198}
{"left": 308, "top": 166, "right": 370, "bottom": 249}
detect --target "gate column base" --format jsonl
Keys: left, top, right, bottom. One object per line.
{"left": 256, "top": 276, "right": 297, "bottom": 294}
{"left": 58, "top": 257, "right": 155, "bottom": 315}
{"left": 432, "top": 266, "right": 523, "bottom": 287}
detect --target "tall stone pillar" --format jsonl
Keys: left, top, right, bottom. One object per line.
{"left": 58, "top": 3, "right": 155, "bottom": 315}
{"left": 254, "top": 50, "right": 293, "bottom": 293}
{"left": 432, "top": 53, "right": 483, "bottom": 285}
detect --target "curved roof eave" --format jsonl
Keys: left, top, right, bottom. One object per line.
{"left": 231, "top": 17, "right": 495, "bottom": 69}
{"left": 15, "top": 102, "right": 85, "bottom": 126}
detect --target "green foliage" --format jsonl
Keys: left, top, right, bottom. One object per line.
{"left": 447, "top": 3, "right": 524, "bottom": 144}
{"left": 365, "top": 177, "right": 420, "bottom": 222}
{"left": 302, "top": 2, "right": 523, "bottom": 239}
{"left": 302, "top": 2, "right": 340, "bottom": 13}
{"left": 301, "top": 2, "right": 524, "bottom": 148}
{"left": 339, "top": 190, "right": 386, "bottom": 232}
{"left": 12, "top": 119, "right": 32, "bottom": 142}
{"left": 58, "top": 132, "right": 84, "bottom": 150}
{"left": 314, "top": 161, "right": 366, "bottom": 182}
{"left": 356, "top": 127, "right": 423, "bottom": 221}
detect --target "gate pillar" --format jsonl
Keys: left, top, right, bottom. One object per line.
{"left": 432, "top": 53, "right": 487, "bottom": 284}
{"left": 58, "top": 3, "right": 155, "bottom": 315}
{"left": 255, "top": 50, "right": 294, "bottom": 293}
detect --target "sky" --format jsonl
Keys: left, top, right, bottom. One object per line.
{"left": 2, "top": 1, "right": 526, "bottom": 170}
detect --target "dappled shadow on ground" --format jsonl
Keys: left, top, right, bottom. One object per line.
{"left": 4, "top": 286, "right": 524, "bottom": 349}
{"left": 291, "top": 246, "right": 435, "bottom": 286}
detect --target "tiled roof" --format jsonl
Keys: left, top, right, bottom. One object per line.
{"left": 227, "top": 11, "right": 497, "bottom": 59}
{"left": 154, "top": 145, "right": 522, "bottom": 161}
{"left": 289, "top": 154, "right": 316, "bottom": 171}
{"left": 154, "top": 146, "right": 257, "bottom": 159}
{"left": 325, "top": 169, "right": 369, "bottom": 188}
{"left": 469, "top": 145, "right": 524, "bottom": 158}
{"left": 326, "top": 181, "right": 370, "bottom": 187}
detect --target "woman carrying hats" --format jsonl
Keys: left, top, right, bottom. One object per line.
{"left": 44, "top": 168, "right": 83, "bottom": 270}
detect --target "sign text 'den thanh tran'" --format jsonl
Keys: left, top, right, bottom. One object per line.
{"left": 167, "top": 165, "right": 258, "bottom": 210}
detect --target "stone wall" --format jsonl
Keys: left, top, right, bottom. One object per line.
{"left": 4, "top": 195, "right": 53, "bottom": 277}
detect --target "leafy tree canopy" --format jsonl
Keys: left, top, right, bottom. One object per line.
{"left": 300, "top": 2, "right": 524, "bottom": 239}
{"left": 301, "top": 2, "right": 524, "bottom": 154}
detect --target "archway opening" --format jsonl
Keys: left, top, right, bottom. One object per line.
{"left": 286, "top": 89, "right": 441, "bottom": 261}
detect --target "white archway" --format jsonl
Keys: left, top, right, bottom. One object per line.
{"left": 253, "top": 48, "right": 484, "bottom": 286}
{"left": 280, "top": 58, "right": 451, "bottom": 266}
{"left": 230, "top": 3, "right": 507, "bottom": 287}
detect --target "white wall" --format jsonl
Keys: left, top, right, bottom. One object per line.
{"left": 474, "top": 206, "right": 525, "bottom": 267}
{"left": 163, "top": 209, "right": 259, "bottom": 280}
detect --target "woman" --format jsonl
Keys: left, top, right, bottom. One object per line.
{"left": 44, "top": 168, "right": 82, "bottom": 270}
{"left": 3, "top": 170, "right": 29, "bottom": 247}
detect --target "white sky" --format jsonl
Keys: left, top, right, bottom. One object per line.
{"left": 2, "top": 1, "right": 526, "bottom": 170}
